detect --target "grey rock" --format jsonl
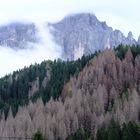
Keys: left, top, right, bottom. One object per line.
{"left": 126, "top": 31, "right": 136, "bottom": 45}
{"left": 0, "top": 13, "right": 139, "bottom": 60}
{"left": 0, "top": 22, "right": 37, "bottom": 49}
{"left": 138, "top": 36, "right": 140, "bottom": 44}
{"left": 49, "top": 13, "right": 138, "bottom": 60}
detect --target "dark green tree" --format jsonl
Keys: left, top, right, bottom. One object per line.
{"left": 107, "top": 120, "right": 121, "bottom": 140}
{"left": 32, "top": 129, "right": 44, "bottom": 140}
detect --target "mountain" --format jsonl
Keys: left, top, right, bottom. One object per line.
{"left": 1, "top": 13, "right": 140, "bottom": 140}
{"left": 50, "top": 13, "right": 140, "bottom": 60}
{"left": 0, "top": 54, "right": 94, "bottom": 115}
{"left": 0, "top": 13, "right": 140, "bottom": 60}
{"left": 0, "top": 22, "right": 37, "bottom": 49}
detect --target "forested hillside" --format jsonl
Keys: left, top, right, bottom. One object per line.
{"left": 0, "top": 45, "right": 140, "bottom": 139}
{"left": 0, "top": 53, "right": 95, "bottom": 115}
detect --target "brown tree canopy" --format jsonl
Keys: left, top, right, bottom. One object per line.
{"left": 1, "top": 48, "right": 140, "bottom": 139}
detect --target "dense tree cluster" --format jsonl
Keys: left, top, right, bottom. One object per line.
{"left": 0, "top": 46, "right": 140, "bottom": 139}
{"left": 96, "top": 121, "right": 140, "bottom": 140}
{"left": 1, "top": 45, "right": 139, "bottom": 116}
{"left": 0, "top": 84, "right": 140, "bottom": 139}
{"left": 67, "top": 121, "right": 140, "bottom": 140}
{"left": 66, "top": 129, "right": 94, "bottom": 140}
{"left": 115, "top": 44, "right": 140, "bottom": 59}
{"left": 1, "top": 45, "right": 140, "bottom": 139}
{"left": 63, "top": 46, "right": 140, "bottom": 111}
{"left": 0, "top": 54, "right": 95, "bottom": 115}
{"left": 33, "top": 129, "right": 44, "bottom": 140}
{"left": 0, "top": 61, "right": 47, "bottom": 115}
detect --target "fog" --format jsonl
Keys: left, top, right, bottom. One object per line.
{"left": 0, "top": 23, "right": 62, "bottom": 77}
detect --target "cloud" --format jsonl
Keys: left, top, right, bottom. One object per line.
{"left": 0, "top": 24, "right": 62, "bottom": 77}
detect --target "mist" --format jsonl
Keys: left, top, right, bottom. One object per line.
{"left": 0, "top": 23, "right": 62, "bottom": 77}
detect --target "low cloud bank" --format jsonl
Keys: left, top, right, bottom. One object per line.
{"left": 0, "top": 23, "right": 62, "bottom": 77}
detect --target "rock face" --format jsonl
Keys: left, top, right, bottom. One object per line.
{"left": 0, "top": 22, "right": 37, "bottom": 49}
{"left": 0, "top": 13, "right": 139, "bottom": 60}
{"left": 50, "top": 13, "right": 138, "bottom": 60}
{"left": 138, "top": 36, "right": 140, "bottom": 44}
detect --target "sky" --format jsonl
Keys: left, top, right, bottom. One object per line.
{"left": 0, "top": 0, "right": 139, "bottom": 38}
{"left": 0, "top": 0, "right": 140, "bottom": 77}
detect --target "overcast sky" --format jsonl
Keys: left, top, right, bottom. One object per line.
{"left": 0, "top": 0, "right": 140, "bottom": 77}
{"left": 0, "top": 0, "right": 139, "bottom": 39}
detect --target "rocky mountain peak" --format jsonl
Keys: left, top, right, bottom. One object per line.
{"left": 126, "top": 31, "right": 136, "bottom": 45}
{"left": 50, "top": 13, "right": 138, "bottom": 60}
{"left": 127, "top": 31, "right": 133, "bottom": 39}
{"left": 138, "top": 36, "right": 140, "bottom": 44}
{"left": 0, "top": 22, "right": 37, "bottom": 49}
{"left": 0, "top": 13, "right": 139, "bottom": 60}
{"left": 62, "top": 13, "right": 98, "bottom": 25}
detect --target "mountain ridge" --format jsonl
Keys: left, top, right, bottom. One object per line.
{"left": 0, "top": 22, "right": 37, "bottom": 49}
{"left": 0, "top": 13, "right": 139, "bottom": 60}
{"left": 50, "top": 13, "right": 140, "bottom": 60}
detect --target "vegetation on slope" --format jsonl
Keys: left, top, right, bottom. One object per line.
{"left": 0, "top": 45, "right": 140, "bottom": 140}
{"left": 115, "top": 44, "right": 140, "bottom": 59}
{"left": 67, "top": 121, "right": 140, "bottom": 140}
{"left": 0, "top": 53, "right": 96, "bottom": 115}
{"left": 1, "top": 44, "right": 140, "bottom": 116}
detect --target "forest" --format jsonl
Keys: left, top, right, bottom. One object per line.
{"left": 0, "top": 45, "right": 140, "bottom": 139}
{"left": 0, "top": 52, "right": 96, "bottom": 116}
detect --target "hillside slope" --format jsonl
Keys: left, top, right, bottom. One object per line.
{"left": 0, "top": 45, "right": 140, "bottom": 139}
{"left": 0, "top": 54, "right": 95, "bottom": 115}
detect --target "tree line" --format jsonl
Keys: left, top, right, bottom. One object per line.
{"left": 0, "top": 45, "right": 140, "bottom": 139}
{"left": 0, "top": 53, "right": 96, "bottom": 116}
